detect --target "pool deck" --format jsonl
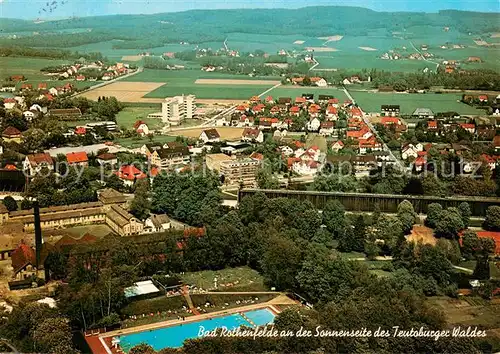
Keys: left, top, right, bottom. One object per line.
{"left": 86, "top": 295, "right": 296, "bottom": 354}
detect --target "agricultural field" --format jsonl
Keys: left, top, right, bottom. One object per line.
{"left": 119, "top": 69, "right": 278, "bottom": 100}
{"left": 350, "top": 91, "right": 482, "bottom": 115}
{"left": 266, "top": 86, "right": 348, "bottom": 102}
{"left": 77, "top": 81, "right": 166, "bottom": 102}
{"left": 0, "top": 57, "right": 101, "bottom": 90}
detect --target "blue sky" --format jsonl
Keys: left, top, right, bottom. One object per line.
{"left": 0, "top": 0, "right": 498, "bottom": 19}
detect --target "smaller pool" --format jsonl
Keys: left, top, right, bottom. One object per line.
{"left": 118, "top": 308, "right": 275, "bottom": 352}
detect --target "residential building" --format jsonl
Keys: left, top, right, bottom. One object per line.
{"left": 156, "top": 95, "right": 195, "bottom": 125}
{"left": 412, "top": 108, "right": 434, "bottom": 119}
{"left": 105, "top": 204, "right": 144, "bottom": 236}
{"left": 307, "top": 117, "right": 321, "bottom": 131}
{"left": 66, "top": 151, "right": 89, "bottom": 167}
{"left": 219, "top": 158, "right": 260, "bottom": 187}
{"left": 145, "top": 214, "right": 171, "bottom": 233}
{"left": 381, "top": 105, "right": 400, "bottom": 117}
{"left": 319, "top": 121, "right": 334, "bottom": 136}
{"left": 134, "top": 120, "right": 150, "bottom": 136}
{"left": 199, "top": 128, "right": 220, "bottom": 143}
{"left": 116, "top": 165, "right": 147, "bottom": 186}
{"left": 3, "top": 98, "right": 17, "bottom": 110}
{"left": 241, "top": 128, "right": 264, "bottom": 143}
{"left": 24, "top": 153, "right": 54, "bottom": 176}
{"left": 10, "top": 242, "right": 38, "bottom": 281}
{"left": 331, "top": 140, "right": 344, "bottom": 152}
{"left": 149, "top": 145, "right": 190, "bottom": 170}
{"left": 2, "top": 126, "right": 22, "bottom": 143}
{"left": 96, "top": 152, "right": 118, "bottom": 166}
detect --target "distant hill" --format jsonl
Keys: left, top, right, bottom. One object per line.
{"left": 0, "top": 7, "right": 498, "bottom": 49}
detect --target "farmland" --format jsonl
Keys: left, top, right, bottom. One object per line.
{"left": 77, "top": 81, "right": 166, "bottom": 102}
{"left": 349, "top": 91, "right": 483, "bottom": 115}
{"left": 119, "top": 69, "right": 278, "bottom": 100}
{"left": 0, "top": 57, "right": 98, "bottom": 89}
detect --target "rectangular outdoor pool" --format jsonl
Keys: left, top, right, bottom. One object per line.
{"left": 117, "top": 308, "right": 275, "bottom": 352}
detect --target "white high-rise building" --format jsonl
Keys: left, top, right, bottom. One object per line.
{"left": 160, "top": 94, "right": 195, "bottom": 125}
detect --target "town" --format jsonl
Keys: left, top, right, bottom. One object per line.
{"left": 0, "top": 4, "right": 499, "bottom": 354}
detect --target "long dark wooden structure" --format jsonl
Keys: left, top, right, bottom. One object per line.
{"left": 238, "top": 189, "right": 500, "bottom": 217}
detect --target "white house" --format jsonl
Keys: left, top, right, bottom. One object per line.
{"left": 319, "top": 122, "right": 334, "bottom": 136}
{"left": 307, "top": 117, "right": 321, "bottom": 131}
{"left": 331, "top": 140, "right": 344, "bottom": 152}
{"left": 241, "top": 128, "right": 264, "bottom": 143}
{"left": 3, "top": 98, "right": 16, "bottom": 110}
{"left": 401, "top": 143, "right": 423, "bottom": 160}
{"left": 199, "top": 128, "right": 220, "bottom": 143}
{"left": 23, "top": 110, "right": 37, "bottom": 121}
{"left": 292, "top": 160, "right": 319, "bottom": 175}
{"left": 313, "top": 78, "right": 328, "bottom": 87}
{"left": 145, "top": 214, "right": 171, "bottom": 233}
{"left": 326, "top": 106, "right": 339, "bottom": 120}
{"left": 134, "top": 121, "right": 150, "bottom": 136}
{"left": 279, "top": 145, "right": 294, "bottom": 156}
{"left": 342, "top": 78, "right": 352, "bottom": 85}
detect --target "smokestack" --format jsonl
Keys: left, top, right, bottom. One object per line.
{"left": 33, "top": 200, "right": 42, "bottom": 269}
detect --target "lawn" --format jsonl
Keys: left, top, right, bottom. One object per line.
{"left": 458, "top": 260, "right": 500, "bottom": 279}
{"left": 180, "top": 266, "right": 267, "bottom": 292}
{"left": 63, "top": 224, "right": 114, "bottom": 238}
{"left": 265, "top": 86, "right": 348, "bottom": 101}
{"left": 115, "top": 106, "right": 165, "bottom": 130}
{"left": 115, "top": 135, "right": 177, "bottom": 148}
{"left": 306, "top": 134, "right": 327, "bottom": 153}
{"left": 350, "top": 91, "right": 482, "bottom": 115}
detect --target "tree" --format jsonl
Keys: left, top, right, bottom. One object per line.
{"left": 372, "top": 214, "right": 404, "bottom": 253}
{"left": 260, "top": 234, "right": 302, "bottom": 290}
{"left": 2, "top": 195, "right": 18, "bottom": 211}
{"left": 461, "top": 231, "right": 495, "bottom": 280}
{"left": 425, "top": 203, "right": 443, "bottom": 228}
{"left": 22, "top": 128, "right": 46, "bottom": 152}
{"left": 322, "top": 200, "right": 345, "bottom": 235}
{"left": 32, "top": 317, "right": 76, "bottom": 354}
{"left": 458, "top": 202, "right": 471, "bottom": 228}
{"left": 484, "top": 206, "right": 500, "bottom": 231}
{"left": 255, "top": 168, "right": 279, "bottom": 189}
{"left": 129, "top": 344, "right": 156, "bottom": 354}
{"left": 130, "top": 179, "right": 151, "bottom": 220}
{"left": 338, "top": 216, "right": 365, "bottom": 253}
{"left": 435, "top": 208, "right": 464, "bottom": 239}
{"left": 397, "top": 200, "right": 417, "bottom": 234}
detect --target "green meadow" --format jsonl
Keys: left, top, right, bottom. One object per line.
{"left": 350, "top": 91, "right": 483, "bottom": 115}
{"left": 265, "top": 86, "right": 349, "bottom": 101}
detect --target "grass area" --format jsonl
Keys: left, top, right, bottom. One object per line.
{"left": 266, "top": 86, "right": 348, "bottom": 101}
{"left": 428, "top": 296, "right": 500, "bottom": 330}
{"left": 114, "top": 135, "right": 177, "bottom": 148}
{"left": 369, "top": 269, "right": 394, "bottom": 278}
{"left": 180, "top": 266, "right": 267, "bottom": 292}
{"left": 121, "top": 295, "right": 187, "bottom": 316}
{"left": 190, "top": 294, "right": 275, "bottom": 314}
{"left": 305, "top": 134, "right": 327, "bottom": 153}
{"left": 63, "top": 224, "right": 114, "bottom": 238}
{"left": 350, "top": 91, "right": 482, "bottom": 115}
{"left": 115, "top": 106, "right": 164, "bottom": 130}
{"left": 339, "top": 251, "right": 366, "bottom": 259}
{"left": 458, "top": 260, "right": 500, "bottom": 279}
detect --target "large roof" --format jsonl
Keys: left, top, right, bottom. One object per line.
{"left": 11, "top": 242, "right": 36, "bottom": 274}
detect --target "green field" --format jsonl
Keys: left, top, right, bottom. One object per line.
{"left": 123, "top": 69, "right": 278, "bottom": 99}
{"left": 350, "top": 91, "right": 482, "bottom": 115}
{"left": 266, "top": 86, "right": 348, "bottom": 101}
{"left": 115, "top": 106, "right": 165, "bottom": 130}
{"left": 0, "top": 57, "right": 100, "bottom": 90}
{"left": 181, "top": 266, "right": 266, "bottom": 292}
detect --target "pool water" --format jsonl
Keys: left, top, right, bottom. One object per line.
{"left": 118, "top": 308, "right": 275, "bottom": 352}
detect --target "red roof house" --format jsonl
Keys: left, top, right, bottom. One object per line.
{"left": 66, "top": 151, "right": 89, "bottom": 165}
{"left": 116, "top": 165, "right": 147, "bottom": 182}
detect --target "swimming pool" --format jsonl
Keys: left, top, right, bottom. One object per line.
{"left": 118, "top": 308, "right": 275, "bottom": 352}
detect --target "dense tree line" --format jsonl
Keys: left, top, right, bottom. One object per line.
{"left": 0, "top": 46, "right": 105, "bottom": 61}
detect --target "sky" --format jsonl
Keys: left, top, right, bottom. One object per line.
{"left": 0, "top": 0, "right": 498, "bottom": 19}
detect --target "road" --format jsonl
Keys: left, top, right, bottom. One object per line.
{"left": 342, "top": 86, "right": 405, "bottom": 171}
{"left": 409, "top": 41, "right": 440, "bottom": 72}
{"left": 73, "top": 66, "right": 144, "bottom": 98}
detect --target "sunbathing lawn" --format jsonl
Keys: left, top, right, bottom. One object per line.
{"left": 180, "top": 266, "right": 267, "bottom": 292}
{"left": 115, "top": 106, "right": 165, "bottom": 130}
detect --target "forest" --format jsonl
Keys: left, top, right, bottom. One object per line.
{"left": 0, "top": 8, "right": 498, "bottom": 49}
